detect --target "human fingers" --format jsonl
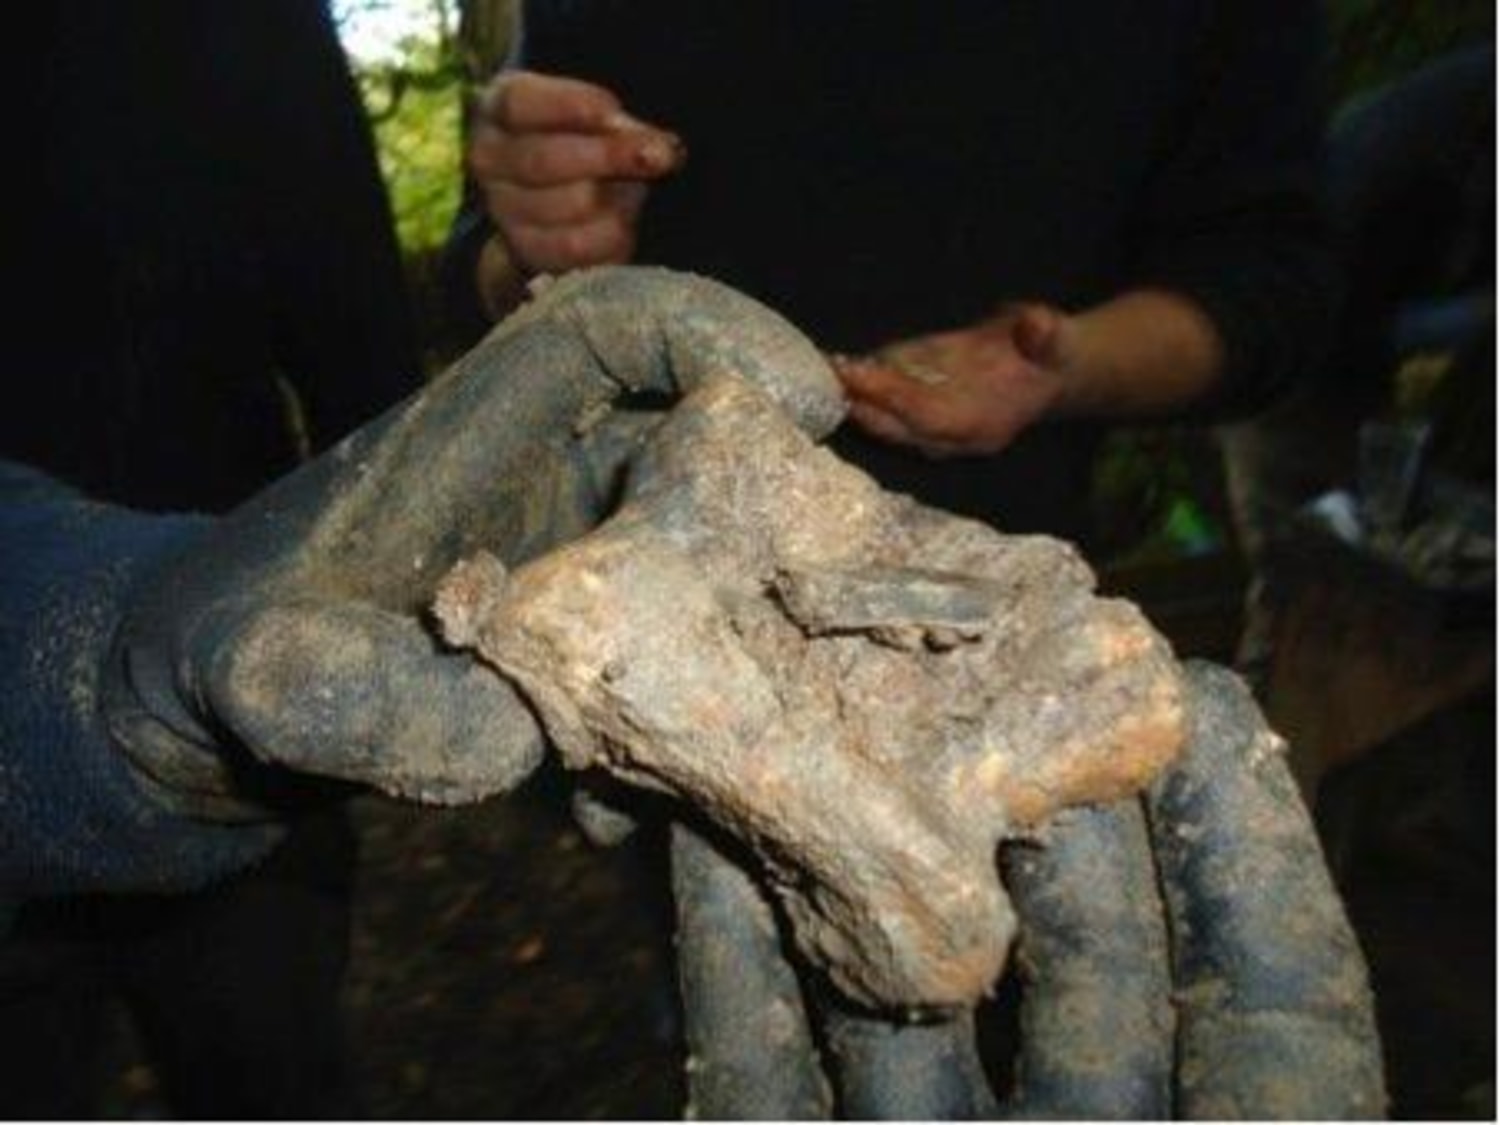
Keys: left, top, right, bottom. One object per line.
{"left": 1011, "top": 303, "right": 1065, "bottom": 367}
{"left": 471, "top": 120, "right": 684, "bottom": 188}
{"left": 845, "top": 398, "right": 968, "bottom": 460}
{"left": 502, "top": 207, "right": 640, "bottom": 272}
{"left": 481, "top": 70, "right": 639, "bottom": 135}
{"left": 843, "top": 395, "right": 913, "bottom": 442}
{"left": 832, "top": 354, "right": 941, "bottom": 415}
{"left": 486, "top": 178, "right": 648, "bottom": 230}
{"left": 1008, "top": 301, "right": 1080, "bottom": 372}
{"left": 834, "top": 355, "right": 972, "bottom": 455}
{"left": 999, "top": 801, "right": 1174, "bottom": 1117}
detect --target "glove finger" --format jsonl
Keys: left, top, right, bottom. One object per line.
{"left": 821, "top": 1003, "right": 996, "bottom": 1120}
{"left": 998, "top": 801, "right": 1173, "bottom": 1119}
{"left": 268, "top": 268, "right": 845, "bottom": 612}
{"left": 200, "top": 597, "right": 546, "bottom": 804}
{"left": 1144, "top": 662, "right": 1386, "bottom": 1119}
{"left": 669, "top": 822, "right": 830, "bottom": 1120}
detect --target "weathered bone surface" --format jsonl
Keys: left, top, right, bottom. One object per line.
{"left": 434, "top": 376, "right": 1185, "bottom": 1009}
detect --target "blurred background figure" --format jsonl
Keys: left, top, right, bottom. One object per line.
{"left": 1221, "top": 41, "right": 1494, "bottom": 693}
{"left": 445, "top": 2, "right": 1336, "bottom": 559}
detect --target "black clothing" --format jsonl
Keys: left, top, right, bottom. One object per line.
{"left": 447, "top": 0, "right": 1333, "bottom": 544}
{"left": 13, "top": 0, "right": 420, "bottom": 512}
{"left": 1326, "top": 43, "right": 1494, "bottom": 392}
{"left": 2, "top": 807, "right": 357, "bottom": 1119}
{"left": 4, "top": 1, "right": 413, "bottom": 1114}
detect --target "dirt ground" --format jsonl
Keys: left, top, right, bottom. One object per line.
{"left": 68, "top": 766, "right": 685, "bottom": 1120}
{"left": 344, "top": 768, "right": 686, "bottom": 1119}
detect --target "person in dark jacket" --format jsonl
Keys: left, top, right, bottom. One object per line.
{"left": 3, "top": 2, "right": 420, "bottom": 1114}
{"left": 13, "top": 1, "right": 420, "bottom": 513}
{"left": 445, "top": 1, "right": 1337, "bottom": 550}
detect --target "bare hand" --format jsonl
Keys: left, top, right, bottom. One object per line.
{"left": 832, "top": 304, "right": 1076, "bottom": 458}
{"left": 469, "top": 71, "right": 686, "bottom": 275}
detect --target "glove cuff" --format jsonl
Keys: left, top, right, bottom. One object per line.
{"left": 0, "top": 465, "right": 284, "bottom": 897}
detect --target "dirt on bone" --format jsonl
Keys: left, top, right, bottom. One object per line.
{"left": 434, "top": 375, "right": 1185, "bottom": 1010}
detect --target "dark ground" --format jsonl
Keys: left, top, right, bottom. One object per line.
{"left": 91, "top": 768, "right": 686, "bottom": 1119}
{"left": 343, "top": 771, "right": 686, "bottom": 1119}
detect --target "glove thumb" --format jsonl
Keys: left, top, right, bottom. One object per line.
{"left": 200, "top": 597, "right": 545, "bottom": 804}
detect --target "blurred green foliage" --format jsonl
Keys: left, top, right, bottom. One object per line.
{"left": 335, "top": 0, "right": 469, "bottom": 258}
{"left": 359, "top": 41, "right": 465, "bottom": 256}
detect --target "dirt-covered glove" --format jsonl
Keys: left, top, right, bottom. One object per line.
{"left": 101, "top": 267, "right": 843, "bottom": 822}
{"left": 428, "top": 355, "right": 1384, "bottom": 1119}
{"left": 667, "top": 667, "right": 1388, "bottom": 1120}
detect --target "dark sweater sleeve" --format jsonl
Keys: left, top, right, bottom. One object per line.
{"left": 1131, "top": 0, "right": 1339, "bottom": 416}
{"left": 0, "top": 463, "right": 283, "bottom": 901}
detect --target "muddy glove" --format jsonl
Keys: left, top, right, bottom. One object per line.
{"left": 108, "top": 267, "right": 841, "bottom": 818}
{"left": 430, "top": 366, "right": 1384, "bottom": 1118}
{"left": 669, "top": 667, "right": 1388, "bottom": 1120}
{"left": 2, "top": 268, "right": 841, "bottom": 899}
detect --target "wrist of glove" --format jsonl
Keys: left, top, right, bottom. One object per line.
{"left": 0, "top": 472, "right": 280, "bottom": 894}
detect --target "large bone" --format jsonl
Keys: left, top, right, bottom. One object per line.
{"left": 435, "top": 376, "right": 1184, "bottom": 1009}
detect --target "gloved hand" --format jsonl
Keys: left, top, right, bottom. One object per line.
{"left": 668, "top": 666, "right": 1388, "bottom": 1120}
{"left": 100, "top": 267, "right": 843, "bottom": 823}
